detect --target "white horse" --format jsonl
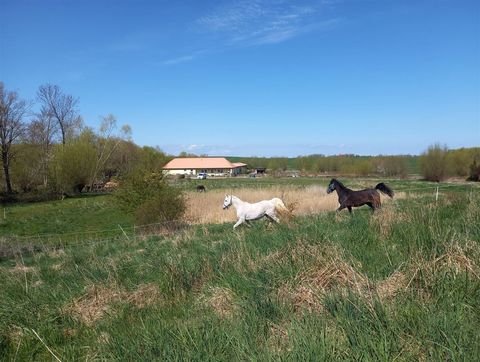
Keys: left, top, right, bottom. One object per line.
{"left": 222, "top": 195, "right": 289, "bottom": 229}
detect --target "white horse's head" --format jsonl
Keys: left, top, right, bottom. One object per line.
{"left": 223, "top": 195, "right": 233, "bottom": 209}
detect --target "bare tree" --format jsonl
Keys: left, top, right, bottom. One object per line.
{"left": 89, "top": 114, "right": 131, "bottom": 189}
{"left": 0, "top": 82, "right": 28, "bottom": 193}
{"left": 37, "top": 84, "right": 80, "bottom": 145}
{"left": 25, "top": 109, "right": 58, "bottom": 187}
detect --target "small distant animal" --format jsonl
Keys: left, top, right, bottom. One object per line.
{"left": 326, "top": 178, "right": 394, "bottom": 213}
{"left": 196, "top": 185, "right": 206, "bottom": 192}
{"left": 222, "top": 194, "right": 289, "bottom": 229}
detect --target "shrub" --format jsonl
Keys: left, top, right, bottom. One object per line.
{"left": 114, "top": 171, "right": 185, "bottom": 225}
{"left": 382, "top": 156, "right": 408, "bottom": 178}
{"left": 446, "top": 149, "right": 471, "bottom": 177}
{"left": 134, "top": 188, "right": 185, "bottom": 225}
{"left": 420, "top": 144, "right": 448, "bottom": 182}
{"left": 467, "top": 159, "right": 480, "bottom": 182}
{"left": 50, "top": 131, "right": 97, "bottom": 193}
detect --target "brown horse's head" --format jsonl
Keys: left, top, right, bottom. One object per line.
{"left": 327, "top": 179, "right": 337, "bottom": 194}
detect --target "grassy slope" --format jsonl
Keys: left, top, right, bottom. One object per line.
{"left": 0, "top": 177, "right": 465, "bottom": 239}
{"left": 0, "top": 183, "right": 479, "bottom": 360}
{"left": 0, "top": 194, "right": 132, "bottom": 241}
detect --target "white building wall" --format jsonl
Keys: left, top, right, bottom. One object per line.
{"left": 165, "top": 168, "right": 235, "bottom": 176}
{"left": 164, "top": 169, "right": 197, "bottom": 176}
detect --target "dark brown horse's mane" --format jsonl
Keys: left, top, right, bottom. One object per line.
{"left": 331, "top": 178, "right": 347, "bottom": 189}
{"left": 332, "top": 178, "right": 345, "bottom": 187}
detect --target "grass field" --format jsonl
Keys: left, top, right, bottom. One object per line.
{"left": 0, "top": 177, "right": 479, "bottom": 360}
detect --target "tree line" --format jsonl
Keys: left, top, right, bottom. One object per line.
{"left": 230, "top": 154, "right": 416, "bottom": 177}
{"left": 0, "top": 82, "right": 171, "bottom": 201}
{"left": 230, "top": 146, "right": 480, "bottom": 181}
{"left": 1, "top": 81, "right": 478, "bottom": 202}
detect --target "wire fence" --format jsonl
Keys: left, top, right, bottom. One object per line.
{"left": 0, "top": 220, "right": 187, "bottom": 261}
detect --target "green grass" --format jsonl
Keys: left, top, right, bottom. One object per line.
{"left": 173, "top": 174, "right": 474, "bottom": 196}
{"left": 0, "top": 176, "right": 473, "bottom": 239}
{"left": 0, "top": 194, "right": 132, "bottom": 245}
{"left": 0, "top": 178, "right": 479, "bottom": 360}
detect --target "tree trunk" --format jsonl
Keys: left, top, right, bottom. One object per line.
{"left": 2, "top": 149, "right": 12, "bottom": 194}
{"left": 60, "top": 124, "right": 66, "bottom": 145}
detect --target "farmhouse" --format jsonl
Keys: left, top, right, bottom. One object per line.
{"left": 163, "top": 157, "right": 247, "bottom": 177}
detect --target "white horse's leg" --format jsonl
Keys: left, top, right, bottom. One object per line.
{"left": 233, "top": 217, "right": 245, "bottom": 229}
{"left": 266, "top": 212, "right": 280, "bottom": 223}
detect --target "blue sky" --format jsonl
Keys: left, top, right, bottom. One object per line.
{"left": 1, "top": 0, "right": 479, "bottom": 157}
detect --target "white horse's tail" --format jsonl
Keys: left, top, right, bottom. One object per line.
{"left": 273, "top": 198, "right": 289, "bottom": 213}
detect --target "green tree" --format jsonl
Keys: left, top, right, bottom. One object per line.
{"left": 467, "top": 160, "right": 480, "bottom": 181}
{"left": 103, "top": 139, "right": 142, "bottom": 178}
{"left": 447, "top": 148, "right": 471, "bottom": 177}
{"left": 375, "top": 156, "right": 408, "bottom": 178}
{"left": 26, "top": 112, "right": 57, "bottom": 187}
{"left": 11, "top": 143, "right": 44, "bottom": 192}
{"left": 467, "top": 150, "right": 480, "bottom": 181}
{"left": 88, "top": 114, "right": 131, "bottom": 188}
{"left": 267, "top": 157, "right": 288, "bottom": 172}
{"left": 137, "top": 146, "right": 170, "bottom": 172}
{"left": 0, "top": 82, "right": 28, "bottom": 193}
{"left": 51, "top": 130, "right": 97, "bottom": 193}
{"left": 420, "top": 143, "right": 449, "bottom": 181}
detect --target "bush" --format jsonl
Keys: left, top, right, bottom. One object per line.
{"left": 50, "top": 131, "right": 97, "bottom": 193}
{"left": 134, "top": 191, "right": 185, "bottom": 225}
{"left": 420, "top": 144, "right": 448, "bottom": 182}
{"left": 467, "top": 159, "right": 480, "bottom": 182}
{"left": 114, "top": 171, "right": 185, "bottom": 225}
{"left": 382, "top": 156, "right": 408, "bottom": 178}
{"left": 446, "top": 149, "right": 471, "bottom": 177}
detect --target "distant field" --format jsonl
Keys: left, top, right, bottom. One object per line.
{"left": 171, "top": 175, "right": 415, "bottom": 191}
{"left": 0, "top": 194, "right": 133, "bottom": 245}
{"left": 184, "top": 186, "right": 404, "bottom": 224}
{"left": 1, "top": 177, "right": 479, "bottom": 360}
{"left": 0, "top": 176, "right": 471, "bottom": 242}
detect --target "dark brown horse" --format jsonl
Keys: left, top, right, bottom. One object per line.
{"left": 196, "top": 185, "right": 206, "bottom": 192}
{"left": 326, "top": 179, "right": 394, "bottom": 213}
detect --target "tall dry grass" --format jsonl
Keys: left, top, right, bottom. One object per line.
{"left": 184, "top": 186, "right": 337, "bottom": 224}
{"left": 184, "top": 186, "right": 401, "bottom": 224}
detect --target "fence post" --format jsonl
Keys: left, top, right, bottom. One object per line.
{"left": 118, "top": 224, "right": 130, "bottom": 242}
{"left": 435, "top": 186, "right": 439, "bottom": 203}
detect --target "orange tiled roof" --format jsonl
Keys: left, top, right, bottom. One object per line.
{"left": 163, "top": 157, "right": 242, "bottom": 170}
{"left": 232, "top": 162, "right": 247, "bottom": 167}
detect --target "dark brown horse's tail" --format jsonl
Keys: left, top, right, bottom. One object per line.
{"left": 375, "top": 183, "right": 394, "bottom": 198}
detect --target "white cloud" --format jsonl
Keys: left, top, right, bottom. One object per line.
{"left": 155, "top": 1, "right": 341, "bottom": 66}
{"left": 161, "top": 54, "right": 196, "bottom": 66}
{"left": 187, "top": 144, "right": 206, "bottom": 151}
{"left": 197, "top": 0, "right": 332, "bottom": 46}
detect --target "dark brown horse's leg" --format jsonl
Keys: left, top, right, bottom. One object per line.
{"left": 370, "top": 194, "right": 381, "bottom": 212}
{"left": 347, "top": 206, "right": 352, "bottom": 213}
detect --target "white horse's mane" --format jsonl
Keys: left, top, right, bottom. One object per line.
{"left": 223, "top": 194, "right": 288, "bottom": 229}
